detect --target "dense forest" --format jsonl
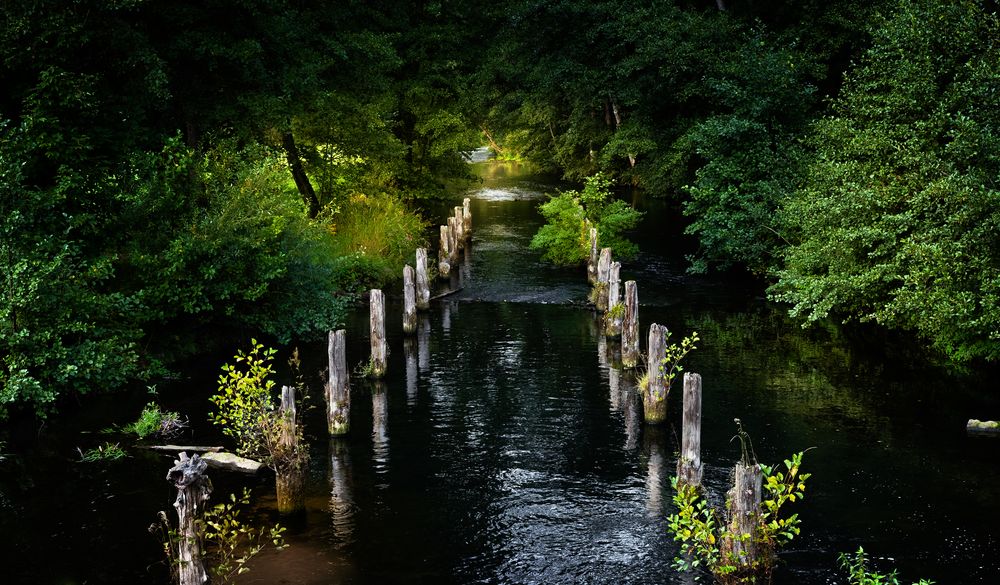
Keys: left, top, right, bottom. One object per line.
{"left": 2, "top": 0, "right": 998, "bottom": 419}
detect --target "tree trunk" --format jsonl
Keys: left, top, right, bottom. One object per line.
{"left": 166, "top": 453, "right": 211, "bottom": 585}
{"left": 282, "top": 131, "right": 320, "bottom": 218}
{"left": 328, "top": 330, "right": 350, "bottom": 436}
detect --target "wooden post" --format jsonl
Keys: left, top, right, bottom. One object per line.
{"left": 369, "top": 289, "right": 387, "bottom": 378}
{"left": 463, "top": 197, "right": 472, "bottom": 239}
{"left": 676, "top": 372, "right": 703, "bottom": 487}
{"left": 587, "top": 226, "right": 599, "bottom": 284}
{"left": 276, "top": 385, "right": 305, "bottom": 514}
{"left": 453, "top": 206, "right": 465, "bottom": 249}
{"left": 643, "top": 323, "right": 669, "bottom": 424}
{"left": 722, "top": 462, "right": 763, "bottom": 571}
{"left": 328, "top": 329, "right": 350, "bottom": 436}
{"left": 415, "top": 248, "right": 430, "bottom": 310}
{"left": 166, "top": 453, "right": 211, "bottom": 585}
{"left": 438, "top": 226, "right": 451, "bottom": 278}
{"left": 622, "top": 280, "right": 639, "bottom": 368}
{"left": 605, "top": 261, "right": 622, "bottom": 337}
{"left": 403, "top": 265, "right": 417, "bottom": 334}
{"left": 596, "top": 247, "right": 612, "bottom": 311}
{"left": 447, "top": 217, "right": 460, "bottom": 263}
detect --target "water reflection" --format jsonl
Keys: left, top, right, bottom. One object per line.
{"left": 371, "top": 381, "right": 389, "bottom": 479}
{"left": 328, "top": 439, "right": 355, "bottom": 548}
{"left": 418, "top": 314, "right": 431, "bottom": 371}
{"left": 622, "top": 375, "right": 642, "bottom": 451}
{"left": 643, "top": 428, "right": 667, "bottom": 516}
{"left": 404, "top": 336, "right": 418, "bottom": 407}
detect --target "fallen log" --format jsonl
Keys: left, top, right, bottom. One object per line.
{"left": 145, "top": 445, "right": 224, "bottom": 454}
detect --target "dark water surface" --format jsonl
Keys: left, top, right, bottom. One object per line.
{"left": 3, "top": 157, "right": 999, "bottom": 584}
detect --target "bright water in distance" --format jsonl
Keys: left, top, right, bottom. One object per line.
{"left": 3, "top": 155, "right": 999, "bottom": 584}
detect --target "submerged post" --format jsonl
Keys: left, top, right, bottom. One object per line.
{"left": 415, "top": 248, "right": 430, "bottom": 310}
{"left": 596, "top": 247, "right": 612, "bottom": 311}
{"left": 677, "top": 372, "right": 703, "bottom": 487}
{"left": 722, "top": 462, "right": 763, "bottom": 571}
{"left": 369, "top": 289, "right": 387, "bottom": 378}
{"left": 622, "top": 280, "right": 639, "bottom": 368}
{"left": 276, "top": 385, "right": 305, "bottom": 514}
{"left": 463, "top": 197, "right": 472, "bottom": 239}
{"left": 643, "top": 323, "right": 669, "bottom": 424}
{"left": 587, "top": 226, "right": 599, "bottom": 284}
{"left": 403, "top": 265, "right": 417, "bottom": 334}
{"left": 605, "top": 261, "right": 622, "bottom": 337}
{"left": 438, "top": 226, "right": 452, "bottom": 278}
{"left": 327, "top": 329, "right": 350, "bottom": 436}
{"left": 166, "top": 453, "right": 211, "bottom": 585}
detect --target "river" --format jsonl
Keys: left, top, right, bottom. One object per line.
{"left": 2, "top": 155, "right": 998, "bottom": 584}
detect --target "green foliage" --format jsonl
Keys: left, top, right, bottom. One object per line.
{"left": 122, "top": 402, "right": 186, "bottom": 440}
{"left": 771, "top": 0, "right": 1000, "bottom": 363}
{"left": 203, "top": 489, "right": 288, "bottom": 583}
{"left": 839, "top": 547, "right": 934, "bottom": 585}
{"left": 530, "top": 173, "right": 642, "bottom": 265}
{"left": 328, "top": 192, "right": 429, "bottom": 281}
{"left": 208, "top": 342, "right": 278, "bottom": 461}
{"left": 77, "top": 442, "right": 126, "bottom": 462}
{"left": 667, "top": 450, "right": 811, "bottom": 583}
{"left": 657, "top": 331, "right": 700, "bottom": 389}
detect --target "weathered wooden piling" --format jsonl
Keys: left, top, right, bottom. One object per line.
{"left": 276, "top": 385, "right": 305, "bottom": 514}
{"left": 453, "top": 206, "right": 465, "bottom": 249}
{"left": 327, "top": 329, "right": 350, "bottom": 436}
{"left": 369, "top": 289, "right": 387, "bottom": 378}
{"left": 447, "top": 217, "right": 460, "bottom": 263}
{"left": 605, "top": 261, "right": 622, "bottom": 337}
{"left": 415, "top": 248, "right": 430, "bottom": 310}
{"left": 676, "top": 372, "right": 703, "bottom": 487}
{"left": 721, "top": 462, "right": 763, "bottom": 570}
{"left": 622, "top": 280, "right": 639, "bottom": 368}
{"left": 166, "top": 452, "right": 211, "bottom": 585}
{"left": 438, "top": 226, "right": 452, "bottom": 278}
{"left": 403, "top": 265, "right": 417, "bottom": 334}
{"left": 462, "top": 197, "right": 472, "bottom": 239}
{"left": 596, "top": 247, "right": 612, "bottom": 311}
{"left": 643, "top": 323, "right": 669, "bottom": 424}
{"left": 587, "top": 226, "right": 599, "bottom": 284}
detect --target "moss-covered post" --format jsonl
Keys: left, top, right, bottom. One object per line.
{"left": 622, "top": 280, "right": 639, "bottom": 368}
{"left": 369, "top": 289, "right": 387, "bottom": 378}
{"left": 462, "top": 197, "right": 472, "bottom": 239}
{"left": 596, "top": 247, "right": 612, "bottom": 311}
{"left": 167, "top": 453, "right": 211, "bottom": 585}
{"left": 722, "top": 462, "right": 763, "bottom": 572}
{"left": 327, "top": 329, "right": 350, "bottom": 436}
{"left": 415, "top": 248, "right": 430, "bottom": 310}
{"left": 605, "top": 262, "right": 622, "bottom": 337}
{"left": 403, "top": 265, "right": 417, "bottom": 335}
{"left": 643, "top": 323, "right": 669, "bottom": 424}
{"left": 276, "top": 385, "right": 305, "bottom": 514}
{"left": 676, "top": 372, "right": 703, "bottom": 488}
{"left": 587, "top": 225, "right": 599, "bottom": 284}
{"left": 438, "top": 226, "right": 452, "bottom": 278}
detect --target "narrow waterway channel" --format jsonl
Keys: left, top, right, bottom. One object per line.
{"left": 2, "top": 156, "right": 999, "bottom": 584}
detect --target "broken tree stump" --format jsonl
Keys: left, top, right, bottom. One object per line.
{"left": 415, "top": 248, "right": 430, "bottom": 310}
{"left": 622, "top": 280, "right": 639, "bottom": 368}
{"left": 166, "top": 452, "right": 211, "bottom": 585}
{"left": 605, "top": 261, "right": 622, "bottom": 337}
{"left": 439, "top": 225, "right": 452, "bottom": 278}
{"left": 328, "top": 329, "right": 350, "bottom": 436}
{"left": 722, "top": 462, "right": 763, "bottom": 572}
{"left": 369, "top": 289, "right": 387, "bottom": 378}
{"left": 643, "top": 323, "right": 669, "bottom": 424}
{"left": 403, "top": 264, "right": 417, "bottom": 335}
{"left": 595, "top": 247, "right": 612, "bottom": 311}
{"left": 276, "top": 385, "right": 305, "bottom": 514}
{"left": 676, "top": 372, "right": 703, "bottom": 488}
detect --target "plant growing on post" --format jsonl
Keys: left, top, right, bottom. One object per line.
{"left": 667, "top": 423, "right": 811, "bottom": 584}
{"left": 209, "top": 341, "right": 310, "bottom": 513}
{"left": 658, "top": 330, "right": 700, "bottom": 391}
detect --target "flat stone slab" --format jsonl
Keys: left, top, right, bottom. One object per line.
{"left": 200, "top": 451, "right": 264, "bottom": 474}
{"left": 967, "top": 419, "right": 1000, "bottom": 436}
{"left": 146, "top": 445, "right": 224, "bottom": 453}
